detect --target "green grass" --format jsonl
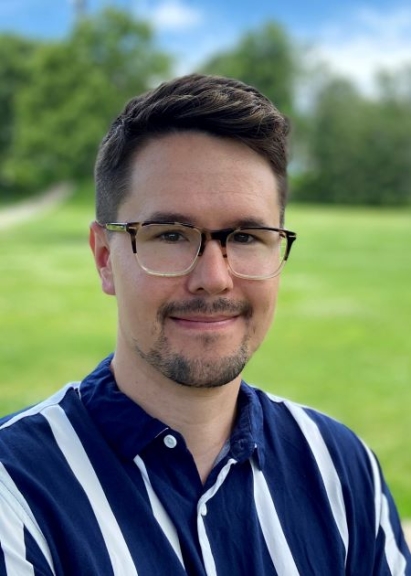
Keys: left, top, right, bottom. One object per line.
{"left": 1, "top": 185, "right": 410, "bottom": 517}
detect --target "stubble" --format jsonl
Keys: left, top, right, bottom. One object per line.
{"left": 134, "top": 297, "right": 253, "bottom": 388}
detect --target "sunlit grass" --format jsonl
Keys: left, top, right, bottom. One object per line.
{"left": 0, "top": 185, "right": 410, "bottom": 516}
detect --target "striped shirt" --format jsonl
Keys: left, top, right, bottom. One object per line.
{"left": 0, "top": 355, "right": 409, "bottom": 575}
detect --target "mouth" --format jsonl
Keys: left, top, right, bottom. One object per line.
{"left": 169, "top": 314, "right": 240, "bottom": 330}
{"left": 159, "top": 297, "right": 252, "bottom": 320}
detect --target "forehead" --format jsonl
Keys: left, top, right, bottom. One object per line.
{"left": 120, "top": 132, "right": 280, "bottom": 226}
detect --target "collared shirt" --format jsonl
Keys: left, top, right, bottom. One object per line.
{"left": 0, "top": 355, "right": 409, "bottom": 575}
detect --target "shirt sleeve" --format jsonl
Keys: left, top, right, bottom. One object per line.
{"left": 363, "top": 444, "right": 411, "bottom": 576}
{"left": 0, "top": 488, "right": 55, "bottom": 576}
{"left": 298, "top": 404, "right": 411, "bottom": 575}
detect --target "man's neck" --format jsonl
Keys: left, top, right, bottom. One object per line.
{"left": 111, "top": 347, "right": 241, "bottom": 484}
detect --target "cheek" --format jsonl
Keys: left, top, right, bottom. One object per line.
{"left": 250, "top": 281, "right": 279, "bottom": 333}
{"left": 111, "top": 255, "right": 150, "bottom": 319}
{"left": 112, "top": 258, "right": 179, "bottom": 335}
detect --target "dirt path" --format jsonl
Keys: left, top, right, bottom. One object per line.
{"left": 0, "top": 183, "right": 73, "bottom": 231}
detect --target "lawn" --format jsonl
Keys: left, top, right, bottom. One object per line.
{"left": 1, "top": 184, "right": 410, "bottom": 517}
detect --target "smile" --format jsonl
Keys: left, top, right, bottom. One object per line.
{"left": 169, "top": 315, "right": 239, "bottom": 330}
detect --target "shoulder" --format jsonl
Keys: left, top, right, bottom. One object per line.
{"left": 247, "top": 385, "right": 411, "bottom": 571}
{"left": 0, "top": 383, "right": 82, "bottom": 460}
{"left": 249, "top": 384, "right": 379, "bottom": 491}
{"left": 253, "top": 385, "right": 367, "bottom": 447}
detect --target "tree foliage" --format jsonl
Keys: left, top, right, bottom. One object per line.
{"left": 1, "top": 13, "right": 410, "bottom": 207}
{"left": 201, "top": 23, "right": 411, "bottom": 207}
{"left": 1, "top": 8, "right": 172, "bottom": 197}
{"left": 201, "top": 23, "right": 297, "bottom": 116}
{"left": 0, "top": 34, "right": 38, "bottom": 192}
{"left": 293, "top": 74, "right": 411, "bottom": 206}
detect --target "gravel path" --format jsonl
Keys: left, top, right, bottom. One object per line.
{"left": 0, "top": 183, "right": 73, "bottom": 230}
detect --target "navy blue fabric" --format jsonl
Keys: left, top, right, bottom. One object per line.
{"left": 0, "top": 355, "right": 409, "bottom": 575}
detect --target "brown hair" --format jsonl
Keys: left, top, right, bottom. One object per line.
{"left": 95, "top": 73, "right": 290, "bottom": 224}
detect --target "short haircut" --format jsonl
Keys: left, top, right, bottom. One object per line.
{"left": 95, "top": 73, "right": 290, "bottom": 224}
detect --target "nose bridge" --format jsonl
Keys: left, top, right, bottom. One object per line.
{"left": 187, "top": 229, "right": 233, "bottom": 294}
{"left": 198, "top": 229, "right": 231, "bottom": 257}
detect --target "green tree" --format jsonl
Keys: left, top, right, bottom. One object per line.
{"left": 3, "top": 8, "right": 172, "bottom": 195}
{"left": 0, "top": 34, "right": 39, "bottom": 198}
{"left": 294, "top": 74, "right": 411, "bottom": 206}
{"left": 201, "top": 22, "right": 297, "bottom": 116}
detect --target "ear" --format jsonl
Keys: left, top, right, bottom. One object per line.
{"left": 89, "top": 222, "right": 116, "bottom": 296}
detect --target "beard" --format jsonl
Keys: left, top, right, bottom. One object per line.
{"left": 134, "top": 297, "right": 253, "bottom": 388}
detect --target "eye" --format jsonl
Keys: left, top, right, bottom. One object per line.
{"left": 230, "top": 229, "right": 278, "bottom": 249}
{"left": 158, "top": 230, "right": 187, "bottom": 243}
{"left": 231, "top": 231, "right": 258, "bottom": 244}
{"left": 145, "top": 225, "right": 194, "bottom": 243}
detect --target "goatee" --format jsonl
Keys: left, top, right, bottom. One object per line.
{"left": 134, "top": 297, "right": 253, "bottom": 388}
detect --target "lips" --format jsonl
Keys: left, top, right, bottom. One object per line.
{"left": 168, "top": 314, "right": 240, "bottom": 332}
{"left": 170, "top": 315, "right": 238, "bottom": 323}
{"left": 158, "top": 297, "right": 252, "bottom": 323}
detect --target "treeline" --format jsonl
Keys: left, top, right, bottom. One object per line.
{"left": 1, "top": 7, "right": 411, "bottom": 206}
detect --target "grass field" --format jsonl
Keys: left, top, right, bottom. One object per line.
{"left": 1, "top": 184, "right": 410, "bottom": 517}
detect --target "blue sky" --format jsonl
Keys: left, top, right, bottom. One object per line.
{"left": 1, "top": 0, "right": 411, "bottom": 94}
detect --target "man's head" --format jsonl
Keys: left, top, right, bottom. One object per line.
{"left": 95, "top": 73, "right": 290, "bottom": 225}
{"left": 91, "top": 74, "right": 294, "bottom": 390}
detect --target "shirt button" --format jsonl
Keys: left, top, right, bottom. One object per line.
{"left": 163, "top": 434, "right": 177, "bottom": 449}
{"left": 199, "top": 504, "right": 207, "bottom": 516}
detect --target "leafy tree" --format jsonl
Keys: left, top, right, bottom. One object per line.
{"left": 0, "top": 34, "right": 39, "bottom": 198}
{"left": 3, "top": 8, "right": 172, "bottom": 195}
{"left": 201, "top": 23, "right": 297, "bottom": 116}
{"left": 294, "top": 74, "right": 411, "bottom": 206}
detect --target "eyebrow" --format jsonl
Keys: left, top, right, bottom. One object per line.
{"left": 145, "top": 211, "right": 193, "bottom": 224}
{"left": 144, "top": 212, "right": 271, "bottom": 229}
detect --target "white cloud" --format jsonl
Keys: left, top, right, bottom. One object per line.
{"left": 137, "top": 0, "right": 204, "bottom": 31}
{"left": 311, "top": 5, "right": 411, "bottom": 95}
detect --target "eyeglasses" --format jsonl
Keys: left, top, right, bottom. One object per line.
{"left": 97, "top": 221, "right": 297, "bottom": 280}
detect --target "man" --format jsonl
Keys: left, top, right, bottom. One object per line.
{"left": 0, "top": 74, "right": 409, "bottom": 575}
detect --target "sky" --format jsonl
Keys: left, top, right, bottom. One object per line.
{"left": 1, "top": 0, "right": 411, "bottom": 95}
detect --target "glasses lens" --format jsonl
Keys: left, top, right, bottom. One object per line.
{"left": 135, "top": 223, "right": 201, "bottom": 275}
{"left": 227, "top": 229, "right": 288, "bottom": 279}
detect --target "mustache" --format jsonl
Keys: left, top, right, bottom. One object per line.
{"left": 158, "top": 297, "right": 253, "bottom": 321}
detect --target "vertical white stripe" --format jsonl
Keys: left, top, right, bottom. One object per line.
{"left": 197, "top": 510, "right": 217, "bottom": 576}
{"left": 196, "top": 458, "right": 237, "bottom": 576}
{"left": 0, "top": 464, "right": 55, "bottom": 574}
{"left": 0, "top": 497, "right": 35, "bottom": 576}
{"left": 251, "top": 459, "right": 300, "bottom": 576}
{"left": 380, "top": 495, "right": 408, "bottom": 575}
{"left": 284, "top": 401, "right": 349, "bottom": 560}
{"left": 361, "top": 441, "right": 382, "bottom": 537}
{"left": 362, "top": 442, "right": 407, "bottom": 574}
{"left": 43, "top": 405, "right": 138, "bottom": 576}
{"left": 133, "top": 455, "right": 184, "bottom": 567}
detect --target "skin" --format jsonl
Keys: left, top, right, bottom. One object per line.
{"left": 90, "top": 131, "right": 283, "bottom": 482}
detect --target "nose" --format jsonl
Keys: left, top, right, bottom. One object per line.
{"left": 186, "top": 239, "right": 234, "bottom": 295}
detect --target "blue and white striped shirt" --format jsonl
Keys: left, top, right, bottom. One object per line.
{"left": 0, "top": 355, "right": 409, "bottom": 575}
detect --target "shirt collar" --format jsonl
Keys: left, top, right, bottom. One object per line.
{"left": 232, "top": 381, "right": 265, "bottom": 469}
{"left": 79, "top": 355, "right": 168, "bottom": 460}
{"left": 79, "top": 355, "right": 265, "bottom": 468}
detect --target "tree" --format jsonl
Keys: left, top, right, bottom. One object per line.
{"left": 294, "top": 74, "right": 411, "bottom": 206}
{"left": 0, "top": 34, "right": 39, "bottom": 198}
{"left": 201, "top": 23, "right": 297, "bottom": 116}
{"left": 3, "top": 8, "right": 172, "bottom": 195}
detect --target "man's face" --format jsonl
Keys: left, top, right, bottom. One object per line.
{"left": 94, "top": 132, "right": 282, "bottom": 389}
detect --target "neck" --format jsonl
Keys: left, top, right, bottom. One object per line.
{"left": 111, "top": 347, "right": 241, "bottom": 483}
